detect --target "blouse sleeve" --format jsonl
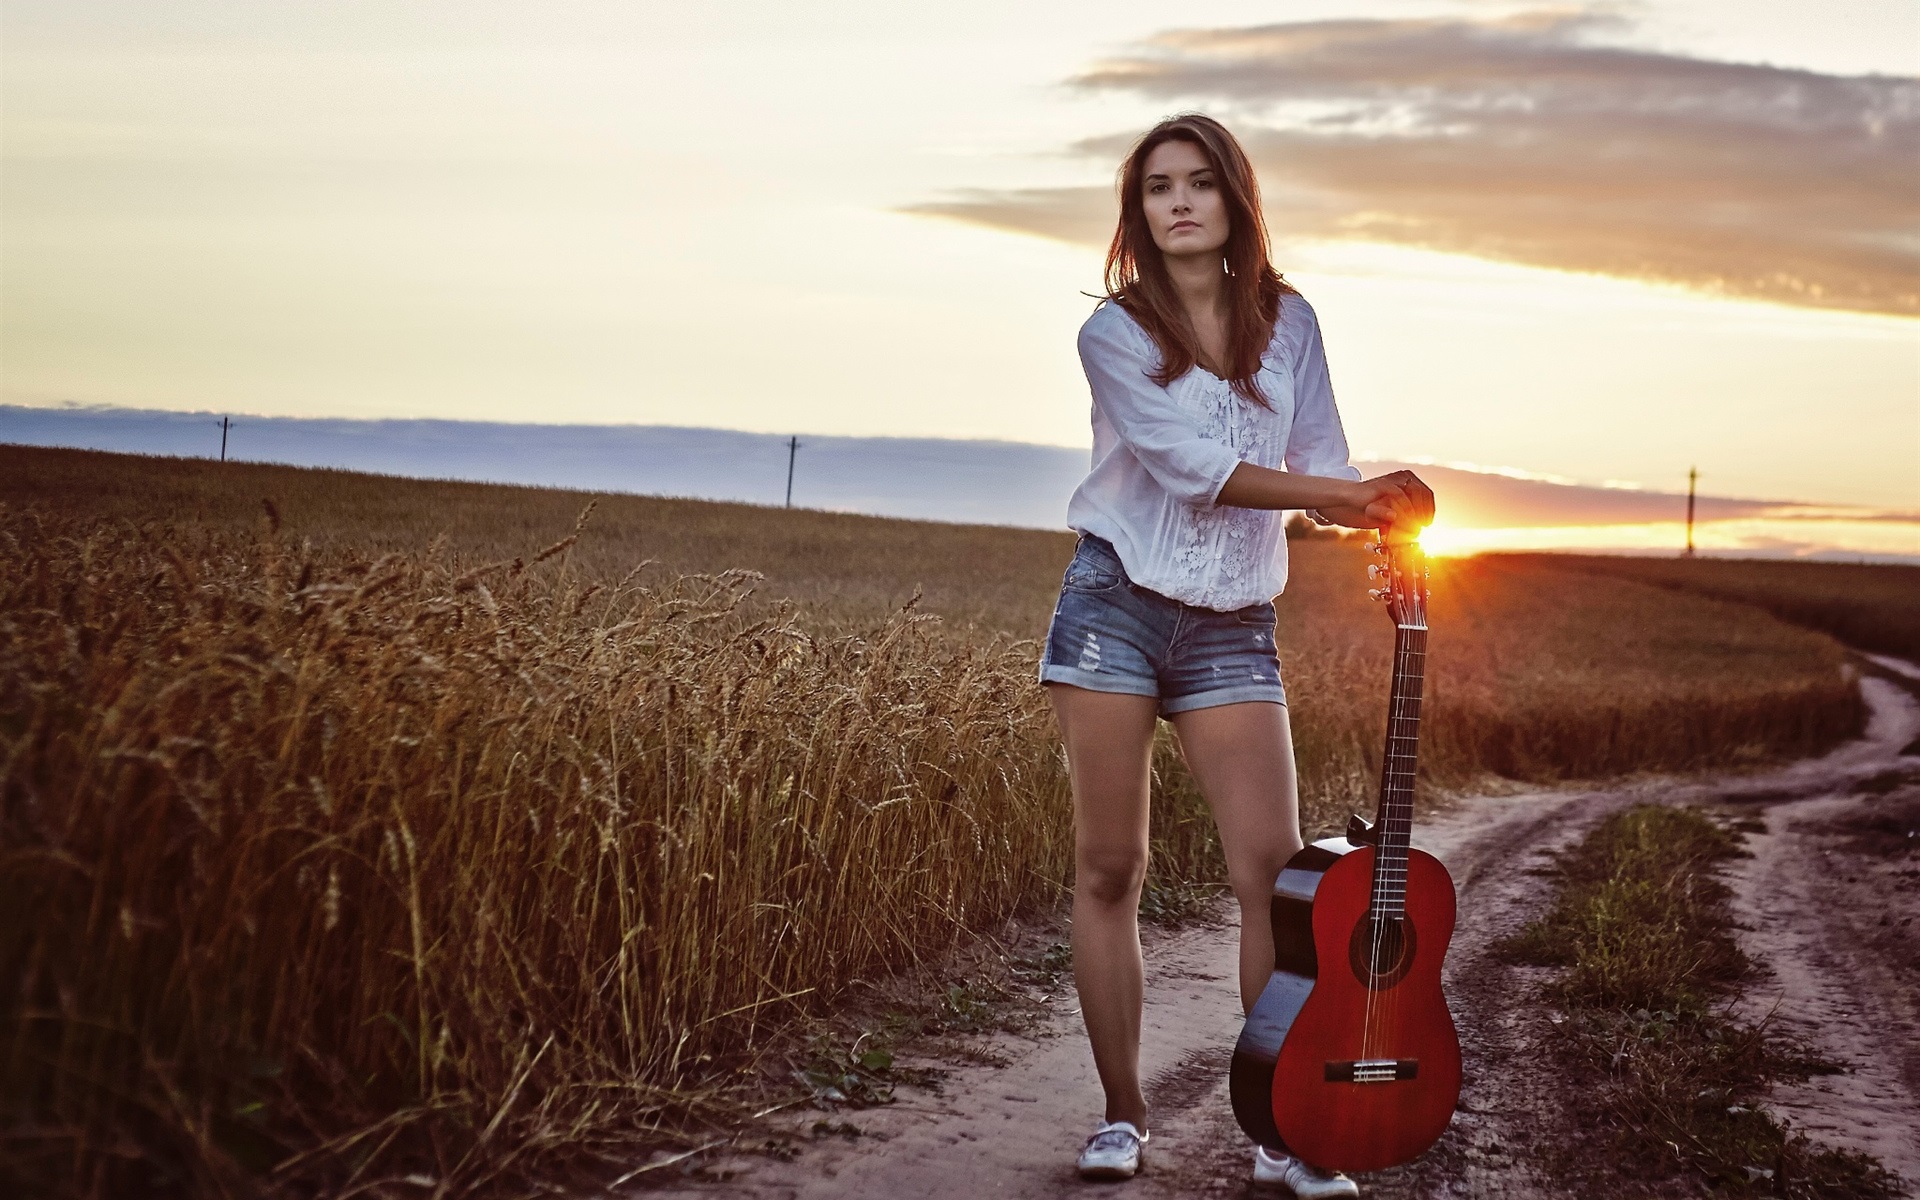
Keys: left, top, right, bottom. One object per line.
{"left": 1279, "top": 297, "right": 1363, "bottom": 525}
{"left": 1078, "top": 308, "right": 1243, "bottom": 507}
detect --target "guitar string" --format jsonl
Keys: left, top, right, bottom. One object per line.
{"left": 1377, "top": 631, "right": 1402, "bottom": 1060}
{"left": 1364, "top": 621, "right": 1414, "bottom": 1061}
{"left": 1383, "top": 626, "right": 1414, "bottom": 1057}
{"left": 1391, "top": 625, "right": 1425, "bottom": 1059}
{"left": 1375, "top": 628, "right": 1410, "bottom": 1060}
{"left": 1377, "top": 627, "right": 1399, "bottom": 1061}
{"left": 1371, "top": 573, "right": 1425, "bottom": 1068}
{"left": 1376, "top": 634, "right": 1396, "bottom": 1062}
{"left": 1390, "top": 587, "right": 1427, "bottom": 1063}
{"left": 1388, "top": 627, "right": 1421, "bottom": 1062}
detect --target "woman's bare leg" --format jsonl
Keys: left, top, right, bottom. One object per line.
{"left": 1046, "top": 682, "right": 1161, "bottom": 1132}
{"left": 1167, "top": 701, "right": 1305, "bottom": 1013}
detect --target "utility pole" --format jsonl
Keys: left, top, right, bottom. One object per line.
{"left": 221, "top": 416, "right": 231, "bottom": 463}
{"left": 785, "top": 436, "right": 799, "bottom": 508}
{"left": 1684, "top": 465, "right": 1697, "bottom": 558}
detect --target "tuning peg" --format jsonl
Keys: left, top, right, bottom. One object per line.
{"left": 1363, "top": 541, "right": 1382, "bottom": 554}
{"left": 1368, "top": 588, "right": 1389, "bottom": 602}
{"left": 1367, "top": 563, "right": 1385, "bottom": 579}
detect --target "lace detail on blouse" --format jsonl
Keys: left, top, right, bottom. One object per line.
{"left": 1062, "top": 292, "right": 1363, "bottom": 611}
{"left": 1170, "top": 373, "right": 1279, "bottom": 607}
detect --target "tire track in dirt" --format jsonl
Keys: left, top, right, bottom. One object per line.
{"left": 1718, "top": 659, "right": 1920, "bottom": 1194}
{"left": 646, "top": 668, "right": 1920, "bottom": 1199}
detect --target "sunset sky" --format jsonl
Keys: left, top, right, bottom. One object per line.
{"left": 3, "top": 1, "right": 1916, "bottom": 556}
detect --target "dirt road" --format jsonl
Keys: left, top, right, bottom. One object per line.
{"left": 651, "top": 665, "right": 1920, "bottom": 1198}
{"left": 1717, "top": 656, "right": 1920, "bottom": 1190}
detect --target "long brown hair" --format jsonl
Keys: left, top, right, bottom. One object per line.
{"left": 1103, "top": 113, "right": 1294, "bottom": 406}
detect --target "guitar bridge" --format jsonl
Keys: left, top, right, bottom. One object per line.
{"left": 1325, "top": 1059, "right": 1419, "bottom": 1084}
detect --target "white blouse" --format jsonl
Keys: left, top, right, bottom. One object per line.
{"left": 1064, "top": 291, "right": 1362, "bottom": 611}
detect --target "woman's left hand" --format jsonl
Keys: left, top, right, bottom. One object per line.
{"left": 1358, "top": 471, "right": 1436, "bottom": 529}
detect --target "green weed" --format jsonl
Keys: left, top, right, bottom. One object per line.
{"left": 1508, "top": 806, "right": 1901, "bottom": 1197}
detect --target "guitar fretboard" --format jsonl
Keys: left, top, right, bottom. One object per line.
{"left": 1370, "top": 623, "right": 1426, "bottom": 918}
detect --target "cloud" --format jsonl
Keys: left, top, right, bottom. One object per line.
{"left": 911, "top": 11, "right": 1919, "bottom": 315}
{"left": 1364, "top": 460, "right": 1755, "bottom": 526}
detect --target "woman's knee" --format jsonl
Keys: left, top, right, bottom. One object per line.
{"left": 1227, "top": 843, "right": 1298, "bottom": 909}
{"left": 1077, "top": 842, "right": 1149, "bottom": 908}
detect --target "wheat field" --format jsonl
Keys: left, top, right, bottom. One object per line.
{"left": 0, "top": 446, "right": 1870, "bottom": 1197}
{"left": 1517, "top": 553, "right": 1920, "bottom": 661}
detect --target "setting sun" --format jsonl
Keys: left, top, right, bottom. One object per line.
{"left": 1415, "top": 520, "right": 1475, "bottom": 558}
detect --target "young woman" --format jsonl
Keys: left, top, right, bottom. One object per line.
{"left": 1039, "top": 114, "right": 1434, "bottom": 1197}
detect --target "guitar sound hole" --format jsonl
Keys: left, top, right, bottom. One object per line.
{"left": 1348, "top": 914, "right": 1417, "bottom": 990}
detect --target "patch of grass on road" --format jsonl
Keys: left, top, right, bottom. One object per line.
{"left": 1504, "top": 805, "right": 1901, "bottom": 1198}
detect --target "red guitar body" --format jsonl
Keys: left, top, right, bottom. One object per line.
{"left": 1268, "top": 845, "right": 1460, "bottom": 1173}
{"left": 1230, "top": 528, "right": 1460, "bottom": 1173}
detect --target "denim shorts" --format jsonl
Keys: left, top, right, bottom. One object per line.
{"left": 1038, "top": 534, "right": 1287, "bottom": 716}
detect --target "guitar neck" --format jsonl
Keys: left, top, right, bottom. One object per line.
{"left": 1371, "top": 623, "right": 1427, "bottom": 917}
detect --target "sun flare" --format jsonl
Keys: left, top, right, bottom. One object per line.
{"left": 1414, "top": 521, "right": 1476, "bottom": 558}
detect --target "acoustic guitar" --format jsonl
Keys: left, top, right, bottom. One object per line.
{"left": 1229, "top": 527, "right": 1461, "bottom": 1173}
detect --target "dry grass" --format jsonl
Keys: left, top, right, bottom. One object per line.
{"left": 0, "top": 444, "right": 1066, "bottom": 638}
{"left": 0, "top": 444, "right": 1878, "bottom": 1195}
{"left": 1275, "top": 550, "right": 1865, "bottom": 816}
{"left": 1507, "top": 553, "right": 1920, "bottom": 661}
{"left": 2, "top": 504, "right": 1075, "bottom": 1197}
{"left": 0, "top": 445, "right": 1868, "bottom": 806}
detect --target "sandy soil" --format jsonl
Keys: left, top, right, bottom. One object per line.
{"left": 1719, "top": 657, "right": 1920, "bottom": 1194}
{"left": 644, "top": 665, "right": 1920, "bottom": 1199}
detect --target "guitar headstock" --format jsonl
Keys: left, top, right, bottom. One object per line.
{"left": 1365, "top": 524, "right": 1429, "bottom": 628}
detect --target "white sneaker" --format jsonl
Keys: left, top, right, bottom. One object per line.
{"left": 1077, "top": 1120, "right": 1147, "bottom": 1179}
{"left": 1253, "top": 1144, "right": 1359, "bottom": 1197}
